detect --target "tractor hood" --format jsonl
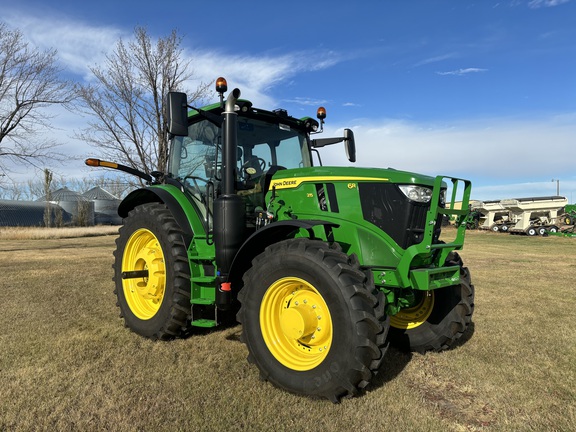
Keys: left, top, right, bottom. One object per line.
{"left": 268, "top": 166, "right": 443, "bottom": 190}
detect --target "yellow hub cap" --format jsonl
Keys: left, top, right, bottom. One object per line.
{"left": 390, "top": 291, "right": 435, "bottom": 330}
{"left": 260, "top": 277, "right": 333, "bottom": 371}
{"left": 122, "top": 228, "right": 166, "bottom": 320}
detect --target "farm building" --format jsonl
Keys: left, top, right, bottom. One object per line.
{"left": 0, "top": 186, "right": 122, "bottom": 227}
{"left": 0, "top": 200, "right": 72, "bottom": 227}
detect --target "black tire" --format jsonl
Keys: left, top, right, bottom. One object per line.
{"left": 565, "top": 216, "right": 573, "bottom": 226}
{"left": 237, "top": 238, "right": 389, "bottom": 402}
{"left": 526, "top": 227, "right": 538, "bottom": 236}
{"left": 537, "top": 227, "right": 548, "bottom": 236}
{"left": 113, "top": 203, "right": 192, "bottom": 340}
{"left": 388, "top": 252, "right": 474, "bottom": 353}
{"left": 548, "top": 226, "right": 559, "bottom": 233}
{"left": 500, "top": 224, "right": 509, "bottom": 232}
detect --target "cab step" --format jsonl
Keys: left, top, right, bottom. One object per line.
{"left": 191, "top": 318, "right": 217, "bottom": 328}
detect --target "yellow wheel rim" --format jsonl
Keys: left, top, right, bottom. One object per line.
{"left": 260, "top": 277, "right": 333, "bottom": 371}
{"left": 122, "top": 228, "right": 166, "bottom": 320}
{"left": 390, "top": 291, "right": 434, "bottom": 330}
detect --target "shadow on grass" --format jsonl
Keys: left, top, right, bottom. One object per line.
{"left": 368, "top": 346, "right": 413, "bottom": 391}
{"left": 368, "top": 321, "right": 476, "bottom": 393}
{"left": 195, "top": 317, "right": 477, "bottom": 401}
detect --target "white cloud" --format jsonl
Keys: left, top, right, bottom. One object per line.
{"left": 4, "top": 8, "right": 343, "bottom": 96}
{"left": 187, "top": 50, "right": 342, "bottom": 108}
{"left": 473, "top": 180, "right": 576, "bottom": 201}
{"left": 436, "top": 68, "right": 488, "bottom": 76}
{"left": 528, "top": 0, "right": 571, "bottom": 8}
{"left": 3, "top": 10, "right": 125, "bottom": 79}
{"left": 319, "top": 114, "right": 576, "bottom": 200}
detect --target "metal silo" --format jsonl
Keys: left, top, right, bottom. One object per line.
{"left": 82, "top": 186, "right": 122, "bottom": 225}
{"left": 40, "top": 187, "right": 95, "bottom": 226}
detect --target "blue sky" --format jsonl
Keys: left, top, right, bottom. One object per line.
{"left": 2, "top": 0, "right": 576, "bottom": 201}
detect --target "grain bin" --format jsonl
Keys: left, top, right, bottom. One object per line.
{"left": 82, "top": 186, "right": 122, "bottom": 225}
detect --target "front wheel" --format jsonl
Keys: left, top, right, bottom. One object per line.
{"left": 388, "top": 252, "right": 474, "bottom": 353}
{"left": 113, "top": 203, "right": 192, "bottom": 340}
{"left": 237, "top": 238, "right": 388, "bottom": 402}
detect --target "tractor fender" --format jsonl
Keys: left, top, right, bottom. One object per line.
{"left": 118, "top": 187, "right": 194, "bottom": 246}
{"left": 228, "top": 219, "right": 339, "bottom": 286}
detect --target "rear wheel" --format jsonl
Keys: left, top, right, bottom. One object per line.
{"left": 388, "top": 252, "right": 474, "bottom": 353}
{"left": 113, "top": 203, "right": 192, "bottom": 340}
{"left": 237, "top": 238, "right": 388, "bottom": 402}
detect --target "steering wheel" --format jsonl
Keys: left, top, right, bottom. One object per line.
{"left": 241, "top": 157, "right": 267, "bottom": 177}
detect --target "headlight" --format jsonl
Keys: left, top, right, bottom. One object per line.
{"left": 439, "top": 189, "right": 446, "bottom": 206}
{"left": 398, "top": 185, "right": 433, "bottom": 203}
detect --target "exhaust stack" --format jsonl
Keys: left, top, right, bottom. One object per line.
{"left": 213, "top": 87, "right": 245, "bottom": 310}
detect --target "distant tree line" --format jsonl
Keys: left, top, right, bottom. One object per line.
{"left": 0, "top": 172, "right": 133, "bottom": 201}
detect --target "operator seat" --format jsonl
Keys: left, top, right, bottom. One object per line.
{"left": 261, "top": 165, "right": 286, "bottom": 195}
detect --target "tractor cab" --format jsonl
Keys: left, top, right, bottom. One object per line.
{"left": 168, "top": 106, "right": 313, "bottom": 195}
{"left": 166, "top": 87, "right": 328, "bottom": 232}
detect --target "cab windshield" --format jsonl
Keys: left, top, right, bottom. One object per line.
{"left": 169, "top": 116, "right": 312, "bottom": 193}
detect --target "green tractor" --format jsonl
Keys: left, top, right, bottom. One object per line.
{"left": 562, "top": 204, "right": 576, "bottom": 225}
{"left": 87, "top": 78, "right": 474, "bottom": 402}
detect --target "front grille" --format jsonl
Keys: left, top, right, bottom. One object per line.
{"left": 358, "top": 183, "right": 440, "bottom": 249}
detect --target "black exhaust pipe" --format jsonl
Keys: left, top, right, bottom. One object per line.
{"left": 213, "top": 88, "right": 245, "bottom": 310}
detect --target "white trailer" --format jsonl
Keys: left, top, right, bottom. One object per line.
{"left": 499, "top": 196, "right": 567, "bottom": 235}
{"left": 472, "top": 200, "right": 510, "bottom": 231}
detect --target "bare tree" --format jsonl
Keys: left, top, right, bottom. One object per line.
{"left": 0, "top": 22, "right": 74, "bottom": 176}
{"left": 77, "top": 27, "right": 211, "bottom": 179}
{"left": 43, "top": 168, "right": 53, "bottom": 227}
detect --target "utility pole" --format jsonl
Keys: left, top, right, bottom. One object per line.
{"left": 551, "top": 179, "right": 560, "bottom": 196}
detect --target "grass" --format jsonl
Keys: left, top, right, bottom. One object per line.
{"left": 0, "top": 229, "right": 575, "bottom": 431}
{"left": 0, "top": 225, "right": 119, "bottom": 240}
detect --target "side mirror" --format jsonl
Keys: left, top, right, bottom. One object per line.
{"left": 166, "top": 92, "right": 189, "bottom": 136}
{"left": 344, "top": 128, "right": 355, "bottom": 163}
{"left": 311, "top": 128, "right": 357, "bottom": 163}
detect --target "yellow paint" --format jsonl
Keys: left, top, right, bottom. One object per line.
{"left": 122, "top": 228, "right": 166, "bottom": 320}
{"left": 270, "top": 176, "right": 389, "bottom": 190}
{"left": 260, "top": 277, "right": 333, "bottom": 371}
{"left": 390, "top": 291, "right": 435, "bottom": 330}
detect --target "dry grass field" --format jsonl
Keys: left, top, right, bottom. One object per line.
{"left": 0, "top": 228, "right": 574, "bottom": 431}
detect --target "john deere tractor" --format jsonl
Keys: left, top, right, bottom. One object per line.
{"left": 87, "top": 77, "right": 474, "bottom": 402}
